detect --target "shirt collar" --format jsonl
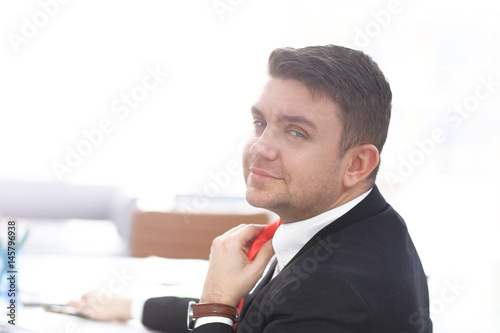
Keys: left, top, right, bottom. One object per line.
{"left": 272, "top": 188, "right": 372, "bottom": 270}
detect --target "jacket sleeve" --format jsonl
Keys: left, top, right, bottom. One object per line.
{"left": 142, "top": 296, "right": 197, "bottom": 333}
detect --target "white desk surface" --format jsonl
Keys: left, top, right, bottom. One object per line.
{"left": 5, "top": 254, "right": 209, "bottom": 333}
{"left": 10, "top": 254, "right": 500, "bottom": 333}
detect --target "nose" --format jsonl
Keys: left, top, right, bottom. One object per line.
{"left": 249, "top": 129, "right": 278, "bottom": 161}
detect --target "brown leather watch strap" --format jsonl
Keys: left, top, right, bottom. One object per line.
{"left": 192, "top": 303, "right": 239, "bottom": 321}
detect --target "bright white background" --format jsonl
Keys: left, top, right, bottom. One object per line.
{"left": 1, "top": 0, "right": 500, "bottom": 332}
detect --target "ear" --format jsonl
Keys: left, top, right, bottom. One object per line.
{"left": 342, "top": 144, "right": 379, "bottom": 188}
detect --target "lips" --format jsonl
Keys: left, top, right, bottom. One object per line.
{"left": 249, "top": 167, "right": 280, "bottom": 182}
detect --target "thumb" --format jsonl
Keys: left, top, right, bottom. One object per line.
{"left": 253, "top": 239, "right": 275, "bottom": 268}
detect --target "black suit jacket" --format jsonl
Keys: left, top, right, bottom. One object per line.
{"left": 142, "top": 186, "right": 432, "bottom": 333}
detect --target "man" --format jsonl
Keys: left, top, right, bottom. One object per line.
{"left": 70, "top": 45, "right": 432, "bottom": 332}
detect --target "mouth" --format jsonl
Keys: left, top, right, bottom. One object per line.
{"left": 249, "top": 168, "right": 280, "bottom": 183}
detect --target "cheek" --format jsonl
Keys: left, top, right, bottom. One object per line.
{"left": 288, "top": 153, "right": 340, "bottom": 187}
{"left": 242, "top": 139, "right": 256, "bottom": 174}
{"left": 284, "top": 154, "right": 317, "bottom": 187}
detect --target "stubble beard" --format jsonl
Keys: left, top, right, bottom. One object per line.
{"left": 245, "top": 184, "right": 289, "bottom": 215}
{"left": 245, "top": 167, "right": 341, "bottom": 223}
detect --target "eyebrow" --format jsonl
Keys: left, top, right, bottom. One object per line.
{"left": 251, "top": 106, "right": 317, "bottom": 131}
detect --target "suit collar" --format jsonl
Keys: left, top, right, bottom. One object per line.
{"left": 287, "top": 185, "right": 387, "bottom": 268}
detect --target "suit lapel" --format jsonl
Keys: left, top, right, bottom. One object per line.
{"left": 240, "top": 259, "right": 277, "bottom": 316}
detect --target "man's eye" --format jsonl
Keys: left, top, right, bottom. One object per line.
{"left": 290, "top": 130, "right": 305, "bottom": 138}
{"left": 253, "top": 120, "right": 266, "bottom": 127}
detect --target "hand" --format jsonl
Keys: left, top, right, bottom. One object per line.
{"left": 200, "top": 224, "right": 275, "bottom": 307}
{"left": 67, "top": 289, "right": 132, "bottom": 321}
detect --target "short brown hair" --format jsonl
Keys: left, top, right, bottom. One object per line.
{"left": 267, "top": 45, "right": 392, "bottom": 179}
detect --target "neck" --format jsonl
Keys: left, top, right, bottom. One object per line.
{"left": 279, "top": 183, "right": 373, "bottom": 224}
{"left": 330, "top": 183, "right": 372, "bottom": 210}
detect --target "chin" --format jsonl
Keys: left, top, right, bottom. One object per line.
{"left": 245, "top": 188, "right": 283, "bottom": 214}
{"left": 246, "top": 189, "right": 270, "bottom": 209}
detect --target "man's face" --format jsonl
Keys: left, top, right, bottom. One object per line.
{"left": 243, "top": 78, "right": 350, "bottom": 223}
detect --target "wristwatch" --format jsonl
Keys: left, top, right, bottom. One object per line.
{"left": 187, "top": 301, "right": 239, "bottom": 330}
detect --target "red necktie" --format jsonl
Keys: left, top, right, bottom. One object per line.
{"left": 235, "top": 219, "right": 282, "bottom": 321}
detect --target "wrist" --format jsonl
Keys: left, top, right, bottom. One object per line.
{"left": 200, "top": 292, "right": 238, "bottom": 308}
{"left": 116, "top": 297, "right": 133, "bottom": 321}
{"left": 187, "top": 301, "right": 239, "bottom": 330}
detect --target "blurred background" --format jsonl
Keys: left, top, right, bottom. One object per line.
{"left": 1, "top": 0, "right": 499, "bottom": 331}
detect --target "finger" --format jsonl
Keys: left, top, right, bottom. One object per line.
{"left": 253, "top": 239, "right": 275, "bottom": 268}
{"left": 79, "top": 307, "right": 98, "bottom": 320}
{"left": 214, "top": 224, "right": 265, "bottom": 247}
{"left": 81, "top": 291, "right": 91, "bottom": 300}
{"left": 236, "top": 224, "right": 267, "bottom": 240}
{"left": 220, "top": 223, "right": 266, "bottom": 239}
{"left": 209, "top": 224, "right": 269, "bottom": 263}
{"left": 66, "top": 300, "right": 79, "bottom": 308}
{"left": 220, "top": 224, "right": 266, "bottom": 254}
{"left": 239, "top": 224, "right": 267, "bottom": 249}
{"left": 240, "top": 224, "right": 268, "bottom": 251}
{"left": 79, "top": 290, "right": 96, "bottom": 303}
{"left": 68, "top": 296, "right": 88, "bottom": 309}
{"left": 219, "top": 223, "right": 249, "bottom": 237}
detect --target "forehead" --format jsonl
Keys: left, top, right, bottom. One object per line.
{"left": 253, "top": 78, "right": 342, "bottom": 129}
